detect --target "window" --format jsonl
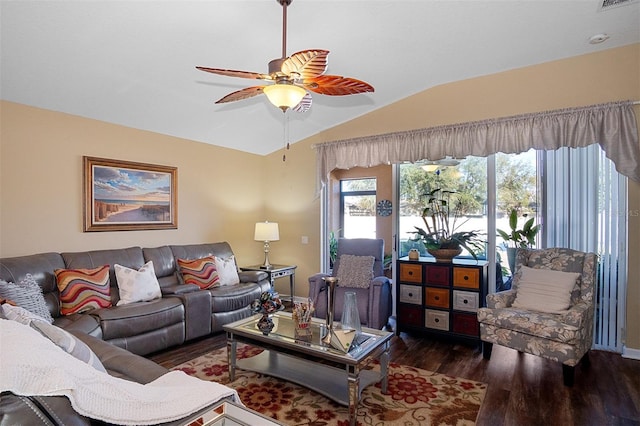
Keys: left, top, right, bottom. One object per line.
{"left": 398, "top": 158, "right": 488, "bottom": 260}
{"left": 340, "top": 178, "right": 376, "bottom": 239}
{"left": 396, "top": 146, "right": 624, "bottom": 351}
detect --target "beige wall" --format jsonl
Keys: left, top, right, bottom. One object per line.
{"left": 0, "top": 102, "right": 267, "bottom": 265}
{"left": 1, "top": 44, "right": 639, "bottom": 351}
{"left": 265, "top": 44, "right": 640, "bottom": 351}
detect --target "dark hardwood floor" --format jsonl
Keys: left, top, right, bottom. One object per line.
{"left": 149, "top": 324, "right": 640, "bottom": 426}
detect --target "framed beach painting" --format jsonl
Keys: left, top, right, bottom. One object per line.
{"left": 83, "top": 156, "right": 177, "bottom": 232}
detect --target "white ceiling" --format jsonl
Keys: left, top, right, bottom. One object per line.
{"left": 1, "top": 0, "right": 639, "bottom": 156}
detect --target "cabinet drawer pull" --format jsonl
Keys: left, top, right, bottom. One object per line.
{"left": 434, "top": 296, "right": 440, "bottom": 300}
{"left": 464, "top": 275, "right": 469, "bottom": 280}
{"left": 463, "top": 299, "right": 468, "bottom": 304}
{"left": 408, "top": 271, "right": 413, "bottom": 276}
{"left": 435, "top": 318, "right": 440, "bottom": 323}
{"left": 408, "top": 292, "right": 413, "bottom": 297}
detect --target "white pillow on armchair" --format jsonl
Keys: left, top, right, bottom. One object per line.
{"left": 512, "top": 266, "right": 580, "bottom": 313}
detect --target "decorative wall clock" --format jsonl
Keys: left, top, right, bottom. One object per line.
{"left": 376, "top": 199, "right": 392, "bottom": 216}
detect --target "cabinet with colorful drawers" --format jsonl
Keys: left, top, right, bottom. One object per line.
{"left": 396, "top": 257, "right": 488, "bottom": 345}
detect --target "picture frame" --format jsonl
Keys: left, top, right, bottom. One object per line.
{"left": 83, "top": 156, "right": 177, "bottom": 232}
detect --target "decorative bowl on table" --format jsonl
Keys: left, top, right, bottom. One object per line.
{"left": 252, "top": 292, "right": 284, "bottom": 335}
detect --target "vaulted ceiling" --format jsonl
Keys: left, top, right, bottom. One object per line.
{"left": 1, "top": 0, "right": 639, "bottom": 155}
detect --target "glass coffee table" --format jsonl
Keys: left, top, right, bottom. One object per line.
{"left": 224, "top": 312, "right": 393, "bottom": 426}
{"left": 178, "top": 399, "right": 284, "bottom": 425}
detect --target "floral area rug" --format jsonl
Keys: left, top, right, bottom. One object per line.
{"left": 173, "top": 345, "right": 487, "bottom": 426}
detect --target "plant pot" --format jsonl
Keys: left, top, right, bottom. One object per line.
{"left": 427, "top": 247, "right": 463, "bottom": 262}
{"left": 506, "top": 247, "right": 517, "bottom": 275}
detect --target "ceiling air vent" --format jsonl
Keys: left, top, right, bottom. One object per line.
{"left": 598, "top": 0, "right": 638, "bottom": 11}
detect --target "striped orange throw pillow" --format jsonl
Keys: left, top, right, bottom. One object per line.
{"left": 55, "top": 265, "right": 111, "bottom": 315}
{"left": 177, "top": 256, "right": 220, "bottom": 289}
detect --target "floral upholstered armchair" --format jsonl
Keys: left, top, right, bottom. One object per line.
{"left": 477, "top": 247, "right": 597, "bottom": 386}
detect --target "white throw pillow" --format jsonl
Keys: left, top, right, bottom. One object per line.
{"left": 512, "top": 265, "right": 580, "bottom": 313}
{"left": 214, "top": 256, "right": 240, "bottom": 286}
{"left": 336, "top": 254, "right": 375, "bottom": 288}
{"left": 30, "top": 320, "right": 107, "bottom": 372}
{"left": 1, "top": 303, "right": 48, "bottom": 325}
{"left": 114, "top": 261, "right": 162, "bottom": 306}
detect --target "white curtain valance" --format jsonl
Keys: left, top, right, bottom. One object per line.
{"left": 314, "top": 101, "right": 640, "bottom": 189}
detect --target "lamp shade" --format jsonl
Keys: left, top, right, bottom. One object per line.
{"left": 263, "top": 84, "right": 306, "bottom": 111}
{"left": 254, "top": 222, "right": 279, "bottom": 242}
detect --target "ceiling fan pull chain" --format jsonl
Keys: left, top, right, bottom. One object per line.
{"left": 282, "top": 110, "right": 290, "bottom": 162}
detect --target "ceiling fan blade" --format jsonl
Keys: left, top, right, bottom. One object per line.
{"left": 291, "top": 92, "right": 312, "bottom": 113}
{"left": 215, "top": 86, "right": 265, "bottom": 104}
{"left": 304, "top": 75, "right": 374, "bottom": 96}
{"left": 196, "top": 66, "right": 272, "bottom": 81}
{"left": 281, "top": 50, "right": 329, "bottom": 80}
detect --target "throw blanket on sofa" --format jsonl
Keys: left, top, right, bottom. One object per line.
{"left": 0, "top": 319, "right": 240, "bottom": 425}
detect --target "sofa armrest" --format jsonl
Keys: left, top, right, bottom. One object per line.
{"left": 559, "top": 301, "right": 591, "bottom": 328}
{"left": 486, "top": 289, "right": 517, "bottom": 309}
{"left": 367, "top": 276, "right": 392, "bottom": 329}
{"left": 238, "top": 270, "right": 268, "bottom": 283}
{"left": 161, "top": 284, "right": 200, "bottom": 295}
{"left": 308, "top": 273, "right": 330, "bottom": 305}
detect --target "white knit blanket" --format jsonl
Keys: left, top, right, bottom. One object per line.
{"left": 0, "top": 319, "right": 240, "bottom": 425}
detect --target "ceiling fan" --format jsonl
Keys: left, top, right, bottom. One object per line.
{"left": 196, "top": 0, "right": 374, "bottom": 113}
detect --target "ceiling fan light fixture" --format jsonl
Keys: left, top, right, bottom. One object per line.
{"left": 263, "top": 83, "right": 307, "bottom": 112}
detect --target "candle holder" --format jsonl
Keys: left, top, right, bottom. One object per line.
{"left": 321, "top": 276, "right": 338, "bottom": 345}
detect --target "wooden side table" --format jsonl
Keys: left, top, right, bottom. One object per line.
{"left": 240, "top": 264, "right": 297, "bottom": 301}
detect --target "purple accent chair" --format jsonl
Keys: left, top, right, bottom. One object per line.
{"left": 308, "top": 238, "right": 392, "bottom": 330}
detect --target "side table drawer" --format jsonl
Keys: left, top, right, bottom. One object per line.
{"left": 398, "top": 305, "right": 423, "bottom": 327}
{"left": 425, "top": 287, "right": 450, "bottom": 309}
{"left": 426, "top": 265, "right": 450, "bottom": 286}
{"left": 453, "top": 290, "right": 479, "bottom": 312}
{"left": 452, "top": 312, "right": 479, "bottom": 336}
{"left": 453, "top": 267, "right": 480, "bottom": 289}
{"left": 425, "top": 309, "right": 449, "bottom": 331}
{"left": 399, "top": 284, "right": 422, "bottom": 305}
{"left": 399, "top": 263, "right": 423, "bottom": 283}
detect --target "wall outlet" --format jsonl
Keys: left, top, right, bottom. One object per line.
{"left": 301, "top": 236, "right": 309, "bottom": 244}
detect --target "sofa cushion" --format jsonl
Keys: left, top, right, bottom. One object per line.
{"left": 214, "top": 255, "right": 239, "bottom": 286}
{"left": 0, "top": 274, "right": 54, "bottom": 323}
{"left": 55, "top": 266, "right": 112, "bottom": 315}
{"left": 114, "top": 261, "right": 162, "bottom": 306}
{"left": 53, "top": 312, "right": 102, "bottom": 338}
{"left": 512, "top": 266, "right": 579, "bottom": 313}
{"left": 477, "top": 307, "right": 582, "bottom": 344}
{"left": 90, "top": 297, "right": 184, "bottom": 340}
{"left": 177, "top": 256, "right": 220, "bottom": 289}
{"left": 336, "top": 254, "right": 374, "bottom": 288}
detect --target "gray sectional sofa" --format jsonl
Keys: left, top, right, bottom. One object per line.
{"left": 0, "top": 242, "right": 271, "bottom": 355}
{"left": 0, "top": 241, "right": 273, "bottom": 425}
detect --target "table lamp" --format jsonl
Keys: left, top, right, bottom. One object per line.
{"left": 254, "top": 221, "right": 279, "bottom": 269}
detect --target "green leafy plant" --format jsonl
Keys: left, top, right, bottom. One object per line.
{"left": 497, "top": 209, "right": 540, "bottom": 248}
{"left": 410, "top": 188, "right": 485, "bottom": 260}
{"left": 329, "top": 230, "right": 339, "bottom": 267}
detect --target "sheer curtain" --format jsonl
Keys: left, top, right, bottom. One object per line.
{"left": 543, "top": 145, "right": 627, "bottom": 351}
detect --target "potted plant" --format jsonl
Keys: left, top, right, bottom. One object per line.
{"left": 497, "top": 208, "right": 540, "bottom": 274}
{"left": 329, "top": 230, "right": 339, "bottom": 269}
{"left": 410, "top": 188, "right": 484, "bottom": 262}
